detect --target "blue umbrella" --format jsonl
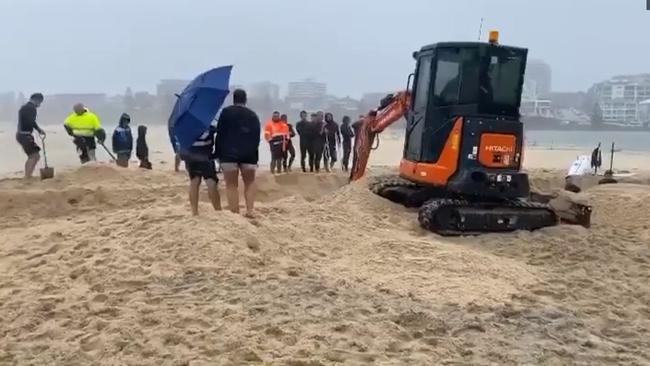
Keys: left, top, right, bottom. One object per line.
{"left": 168, "top": 65, "right": 232, "bottom": 151}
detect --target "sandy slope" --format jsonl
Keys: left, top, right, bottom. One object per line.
{"left": 1, "top": 165, "right": 650, "bottom": 365}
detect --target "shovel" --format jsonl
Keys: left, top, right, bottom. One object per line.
{"left": 39, "top": 134, "right": 54, "bottom": 180}
{"left": 98, "top": 141, "right": 117, "bottom": 161}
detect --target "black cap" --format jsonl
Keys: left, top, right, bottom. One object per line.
{"left": 30, "top": 93, "right": 44, "bottom": 102}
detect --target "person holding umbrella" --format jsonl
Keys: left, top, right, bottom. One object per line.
{"left": 169, "top": 65, "right": 232, "bottom": 216}
{"left": 182, "top": 124, "right": 221, "bottom": 215}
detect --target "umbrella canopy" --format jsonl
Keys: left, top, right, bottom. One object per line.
{"left": 168, "top": 65, "right": 232, "bottom": 151}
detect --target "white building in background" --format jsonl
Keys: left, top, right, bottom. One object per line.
{"left": 286, "top": 79, "right": 327, "bottom": 111}
{"left": 640, "top": 99, "right": 650, "bottom": 127}
{"left": 593, "top": 74, "right": 650, "bottom": 125}
{"left": 520, "top": 99, "right": 553, "bottom": 118}
{"left": 520, "top": 59, "right": 553, "bottom": 118}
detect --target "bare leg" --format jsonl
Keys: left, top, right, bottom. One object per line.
{"left": 189, "top": 177, "right": 201, "bottom": 216}
{"left": 174, "top": 154, "right": 181, "bottom": 172}
{"left": 25, "top": 153, "right": 40, "bottom": 179}
{"left": 205, "top": 179, "right": 222, "bottom": 211}
{"left": 223, "top": 169, "right": 240, "bottom": 213}
{"left": 241, "top": 167, "right": 257, "bottom": 218}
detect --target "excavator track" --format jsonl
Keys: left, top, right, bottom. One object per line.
{"left": 367, "top": 174, "right": 558, "bottom": 235}
{"left": 369, "top": 175, "right": 437, "bottom": 208}
{"left": 418, "top": 198, "right": 558, "bottom": 236}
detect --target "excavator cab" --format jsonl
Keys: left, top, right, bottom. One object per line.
{"left": 401, "top": 41, "right": 530, "bottom": 200}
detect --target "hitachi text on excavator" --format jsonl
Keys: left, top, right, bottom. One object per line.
{"left": 349, "top": 31, "right": 577, "bottom": 236}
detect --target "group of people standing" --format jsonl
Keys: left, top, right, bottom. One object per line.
{"left": 264, "top": 110, "right": 361, "bottom": 174}
{"left": 16, "top": 89, "right": 365, "bottom": 220}
{"left": 15, "top": 93, "right": 153, "bottom": 179}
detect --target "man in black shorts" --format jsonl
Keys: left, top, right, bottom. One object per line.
{"left": 16, "top": 93, "right": 46, "bottom": 179}
{"left": 181, "top": 125, "right": 222, "bottom": 216}
{"left": 216, "top": 89, "right": 261, "bottom": 217}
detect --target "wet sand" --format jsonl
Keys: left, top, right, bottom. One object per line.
{"left": 1, "top": 163, "right": 650, "bottom": 365}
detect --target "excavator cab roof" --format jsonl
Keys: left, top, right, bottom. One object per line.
{"left": 417, "top": 41, "right": 527, "bottom": 55}
{"left": 412, "top": 41, "right": 528, "bottom": 118}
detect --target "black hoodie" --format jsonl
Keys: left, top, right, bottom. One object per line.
{"left": 136, "top": 125, "right": 149, "bottom": 161}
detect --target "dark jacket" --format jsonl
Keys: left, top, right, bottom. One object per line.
{"left": 112, "top": 113, "right": 133, "bottom": 154}
{"left": 136, "top": 125, "right": 149, "bottom": 161}
{"left": 287, "top": 123, "right": 296, "bottom": 138}
{"left": 324, "top": 120, "right": 341, "bottom": 145}
{"left": 295, "top": 120, "right": 309, "bottom": 137}
{"left": 17, "top": 101, "right": 43, "bottom": 135}
{"left": 341, "top": 122, "right": 354, "bottom": 142}
{"left": 215, "top": 105, "right": 261, "bottom": 164}
{"left": 181, "top": 125, "right": 216, "bottom": 162}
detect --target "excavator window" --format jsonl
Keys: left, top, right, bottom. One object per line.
{"left": 486, "top": 53, "right": 523, "bottom": 108}
{"left": 413, "top": 55, "right": 433, "bottom": 112}
{"left": 406, "top": 54, "right": 433, "bottom": 160}
{"left": 434, "top": 59, "right": 460, "bottom": 105}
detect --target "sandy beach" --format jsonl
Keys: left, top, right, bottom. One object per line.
{"left": 1, "top": 154, "right": 650, "bottom": 365}
{"left": 2, "top": 124, "right": 650, "bottom": 365}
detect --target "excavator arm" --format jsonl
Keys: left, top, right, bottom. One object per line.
{"left": 349, "top": 91, "right": 411, "bottom": 182}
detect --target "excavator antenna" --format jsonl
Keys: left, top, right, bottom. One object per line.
{"left": 477, "top": 17, "right": 484, "bottom": 40}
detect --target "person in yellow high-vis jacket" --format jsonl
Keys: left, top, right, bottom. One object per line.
{"left": 64, "top": 103, "right": 103, "bottom": 163}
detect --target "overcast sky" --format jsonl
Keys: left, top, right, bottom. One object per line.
{"left": 0, "top": 0, "right": 648, "bottom": 97}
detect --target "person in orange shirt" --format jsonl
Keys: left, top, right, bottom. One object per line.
{"left": 264, "top": 111, "right": 289, "bottom": 174}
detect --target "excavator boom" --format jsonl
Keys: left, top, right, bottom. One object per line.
{"left": 349, "top": 91, "right": 411, "bottom": 182}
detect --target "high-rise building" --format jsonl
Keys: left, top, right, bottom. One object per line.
{"left": 592, "top": 74, "right": 650, "bottom": 124}
{"left": 286, "top": 79, "right": 327, "bottom": 111}
{"left": 523, "top": 59, "right": 552, "bottom": 99}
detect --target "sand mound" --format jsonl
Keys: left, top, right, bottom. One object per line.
{"left": 0, "top": 164, "right": 348, "bottom": 228}
{"left": 2, "top": 165, "right": 650, "bottom": 364}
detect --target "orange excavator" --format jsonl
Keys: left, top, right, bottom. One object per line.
{"left": 350, "top": 31, "right": 561, "bottom": 235}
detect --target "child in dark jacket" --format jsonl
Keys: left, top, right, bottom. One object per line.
{"left": 136, "top": 125, "right": 152, "bottom": 169}
{"left": 112, "top": 113, "right": 133, "bottom": 168}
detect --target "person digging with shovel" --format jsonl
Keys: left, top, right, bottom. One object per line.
{"left": 63, "top": 103, "right": 103, "bottom": 164}
{"left": 16, "top": 93, "right": 45, "bottom": 179}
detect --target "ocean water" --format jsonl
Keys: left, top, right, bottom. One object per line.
{"left": 2, "top": 121, "right": 649, "bottom": 176}
{"left": 525, "top": 130, "right": 650, "bottom": 152}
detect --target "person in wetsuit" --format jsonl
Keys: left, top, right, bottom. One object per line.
{"left": 281, "top": 114, "right": 296, "bottom": 172}
{"left": 295, "top": 111, "right": 313, "bottom": 173}
{"left": 16, "top": 93, "right": 46, "bottom": 179}
{"left": 312, "top": 112, "right": 326, "bottom": 173}
{"left": 136, "top": 125, "right": 152, "bottom": 169}
{"left": 350, "top": 114, "right": 366, "bottom": 176}
{"left": 340, "top": 116, "right": 354, "bottom": 172}
{"left": 322, "top": 112, "right": 341, "bottom": 171}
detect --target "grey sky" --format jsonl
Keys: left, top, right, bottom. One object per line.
{"left": 0, "top": 0, "right": 648, "bottom": 97}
